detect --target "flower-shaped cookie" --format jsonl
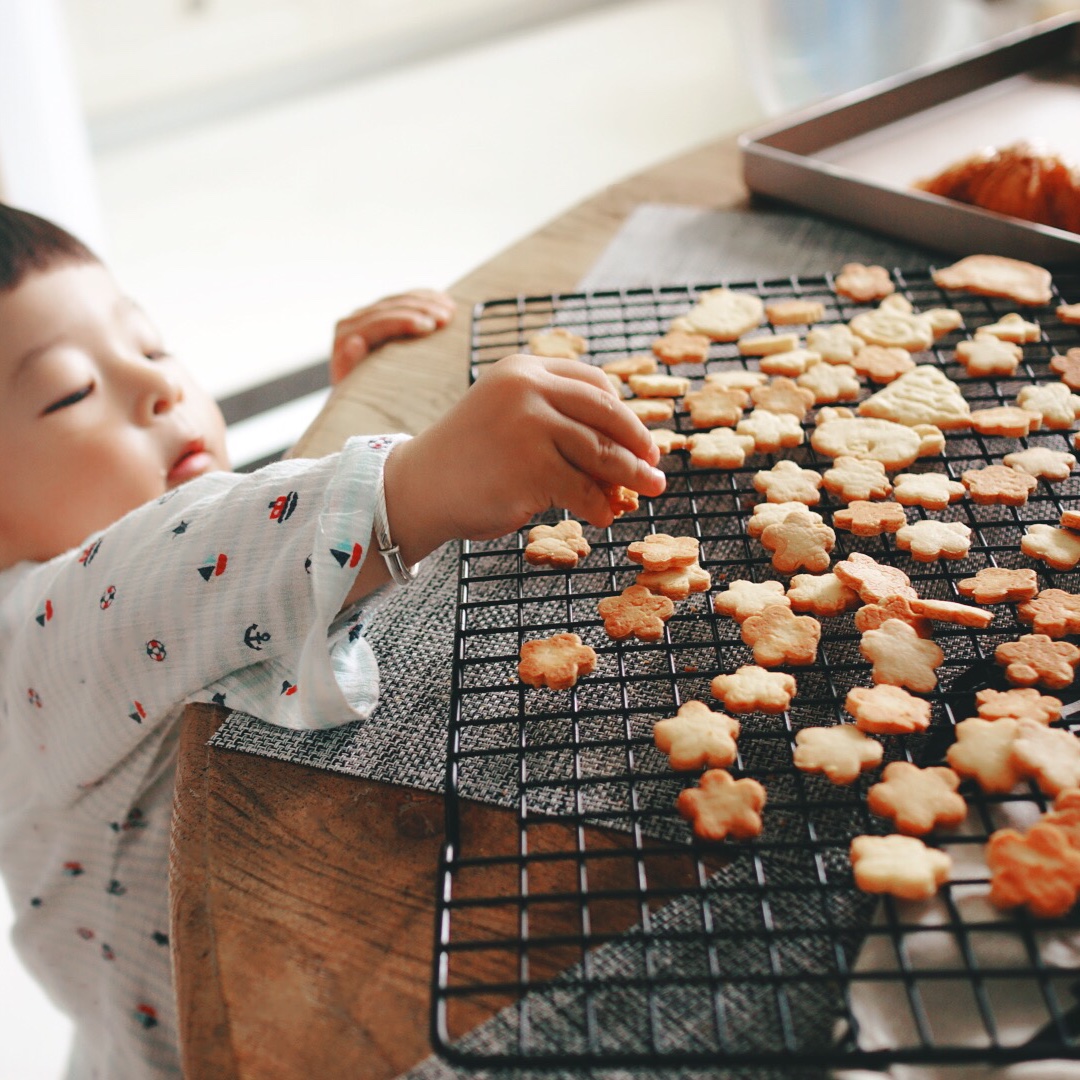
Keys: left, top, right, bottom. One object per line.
{"left": 793, "top": 724, "right": 883, "bottom": 785}
{"left": 524, "top": 519, "right": 592, "bottom": 568}
{"left": 528, "top": 327, "right": 587, "bottom": 358}
{"left": 867, "top": 762, "right": 967, "bottom": 835}
{"left": 797, "top": 361, "right": 860, "bottom": 403}
{"left": 850, "top": 835, "right": 952, "bottom": 901}
{"left": 821, "top": 456, "right": 892, "bottom": 503}
{"left": 1017, "top": 382, "right": 1080, "bottom": 429}
{"left": 957, "top": 567, "right": 1039, "bottom": 604}
{"left": 975, "top": 687, "right": 1061, "bottom": 725}
{"left": 635, "top": 563, "right": 712, "bottom": 601}
{"left": 834, "top": 552, "right": 917, "bottom": 603}
{"left": 741, "top": 604, "right": 821, "bottom": 667}
{"left": 736, "top": 409, "right": 805, "bottom": 453}
{"left": 854, "top": 594, "right": 932, "bottom": 638}
{"left": 518, "top": 633, "right": 597, "bottom": 690}
{"left": 650, "top": 429, "right": 688, "bottom": 455}
{"left": 860, "top": 618, "right": 944, "bottom": 692}
{"left": 1021, "top": 524, "right": 1080, "bottom": 570}
{"left": 891, "top": 471, "right": 966, "bottom": 510}
{"left": 834, "top": 262, "right": 895, "bottom": 302}
{"left": 845, "top": 683, "right": 931, "bottom": 735}
{"left": 851, "top": 344, "right": 916, "bottom": 383}
{"left": 968, "top": 405, "right": 1041, "bottom": 437}
{"left": 895, "top": 519, "right": 972, "bottom": 562}
{"left": 946, "top": 716, "right": 1022, "bottom": 793}
{"left": 653, "top": 701, "right": 740, "bottom": 771}
{"left": 752, "top": 460, "right": 823, "bottom": 505}
{"left": 786, "top": 572, "right": 859, "bottom": 616}
{"left": 602, "top": 354, "right": 657, "bottom": 381}
{"left": 676, "top": 768, "right": 767, "bottom": 842}
{"left": 681, "top": 287, "right": 765, "bottom": 341}
{"left": 686, "top": 429, "right": 756, "bottom": 468}
{"left": 759, "top": 513, "right": 836, "bottom": 574}
{"left": 1050, "top": 348, "right": 1080, "bottom": 389}
{"left": 833, "top": 501, "right": 907, "bottom": 537}
{"left": 1003, "top": 446, "right": 1075, "bottom": 480}
{"left": 956, "top": 335, "right": 1022, "bottom": 376}
{"left": 652, "top": 329, "right": 710, "bottom": 363}
{"left": 987, "top": 822, "right": 1080, "bottom": 917}
{"left": 748, "top": 376, "right": 815, "bottom": 418}
{"left": 683, "top": 386, "right": 748, "bottom": 428}
{"left": 760, "top": 347, "right": 822, "bottom": 377}
{"left": 626, "top": 533, "right": 699, "bottom": 572}
{"left": 746, "top": 502, "right": 824, "bottom": 539}
{"left": 710, "top": 664, "right": 796, "bottom": 714}
{"left": 1012, "top": 717, "right": 1080, "bottom": 797}
{"left": 807, "top": 322, "right": 863, "bottom": 363}
{"left": 978, "top": 312, "right": 1040, "bottom": 343}
{"left": 961, "top": 464, "right": 1037, "bottom": 506}
{"left": 995, "top": 633, "right": 1080, "bottom": 689}
{"left": 1017, "top": 589, "right": 1080, "bottom": 638}
{"left": 712, "top": 579, "right": 790, "bottom": 622}
{"left": 597, "top": 584, "right": 675, "bottom": 642}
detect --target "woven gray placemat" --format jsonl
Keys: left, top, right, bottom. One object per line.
{"left": 209, "top": 202, "right": 933, "bottom": 1079}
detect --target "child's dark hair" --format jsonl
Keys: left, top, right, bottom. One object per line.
{"left": 0, "top": 203, "right": 98, "bottom": 294}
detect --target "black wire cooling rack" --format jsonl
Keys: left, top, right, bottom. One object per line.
{"left": 431, "top": 267, "right": 1080, "bottom": 1070}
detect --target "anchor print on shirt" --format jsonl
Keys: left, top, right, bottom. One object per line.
{"left": 244, "top": 624, "right": 271, "bottom": 650}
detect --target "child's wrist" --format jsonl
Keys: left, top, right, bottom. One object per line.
{"left": 381, "top": 438, "right": 453, "bottom": 564}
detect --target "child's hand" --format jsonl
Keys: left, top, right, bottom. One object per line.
{"left": 330, "top": 289, "right": 455, "bottom": 384}
{"left": 383, "top": 354, "right": 667, "bottom": 561}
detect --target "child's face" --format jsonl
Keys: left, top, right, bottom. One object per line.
{"left": 0, "top": 261, "right": 230, "bottom": 566}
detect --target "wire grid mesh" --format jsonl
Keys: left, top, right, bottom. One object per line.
{"left": 431, "top": 267, "right": 1080, "bottom": 1069}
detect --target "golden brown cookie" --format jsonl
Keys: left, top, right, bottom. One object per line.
{"left": 602, "top": 354, "right": 658, "bottom": 381}
{"left": 748, "top": 376, "right": 816, "bottom": 418}
{"left": 961, "top": 464, "right": 1038, "bottom": 506}
{"left": 845, "top": 683, "right": 931, "bottom": 735}
{"left": 759, "top": 512, "right": 836, "bottom": 574}
{"left": 833, "top": 501, "right": 907, "bottom": 537}
{"left": 518, "top": 633, "right": 597, "bottom": 689}
{"left": 786, "top": 572, "right": 859, "bottom": 617}
{"left": 851, "top": 344, "right": 916, "bottom": 384}
{"left": 834, "top": 263, "right": 895, "bottom": 303}
{"left": 947, "top": 715, "right": 1023, "bottom": 793}
{"left": 604, "top": 485, "right": 639, "bottom": 518}
{"left": 987, "top": 822, "right": 1080, "bottom": 917}
{"left": 968, "top": 405, "right": 1042, "bottom": 438}
{"left": 1011, "top": 718, "right": 1080, "bottom": 797}
{"left": 635, "top": 562, "right": 712, "bottom": 601}
{"left": 793, "top": 724, "right": 883, "bottom": 785}
{"left": 860, "top": 619, "right": 944, "bottom": 692}
{"left": 1050, "top": 349, "right": 1080, "bottom": 390}
{"left": 740, "top": 604, "right": 821, "bottom": 667}
{"left": 627, "top": 533, "right": 699, "bottom": 572}
{"left": 907, "top": 596, "right": 994, "bottom": 629}
{"left": 528, "top": 327, "right": 587, "bottom": 358}
{"left": 597, "top": 584, "right": 675, "bottom": 642}
{"left": 977, "top": 312, "right": 1040, "bottom": 343}
{"left": 524, "top": 520, "right": 592, "bottom": 568}
{"left": 976, "top": 687, "right": 1061, "bottom": 725}
{"left": 652, "top": 329, "right": 710, "bottom": 364}
{"left": 995, "top": 633, "right": 1080, "bottom": 689}
{"left": 710, "top": 664, "right": 796, "bottom": 714}
{"left": 834, "top": 551, "right": 917, "bottom": 603}
{"left": 932, "top": 254, "right": 1053, "bottom": 307}
{"left": 676, "top": 768, "right": 767, "bottom": 842}
{"left": 957, "top": 567, "right": 1039, "bottom": 604}
{"left": 821, "top": 457, "right": 892, "bottom": 503}
{"left": 1017, "top": 588, "right": 1080, "bottom": 638}
{"left": 683, "top": 386, "right": 748, "bottom": 429}
{"left": 854, "top": 594, "right": 933, "bottom": 638}
{"left": 653, "top": 701, "right": 740, "bottom": 771}
{"left": 867, "top": 762, "right": 967, "bottom": 836}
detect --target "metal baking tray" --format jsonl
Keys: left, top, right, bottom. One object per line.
{"left": 739, "top": 14, "right": 1080, "bottom": 267}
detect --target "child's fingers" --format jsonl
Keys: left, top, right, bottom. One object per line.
{"left": 553, "top": 418, "right": 667, "bottom": 499}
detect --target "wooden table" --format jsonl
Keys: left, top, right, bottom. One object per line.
{"left": 169, "top": 134, "right": 749, "bottom": 1079}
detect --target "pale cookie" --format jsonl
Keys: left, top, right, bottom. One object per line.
{"left": 650, "top": 429, "right": 688, "bottom": 455}
{"left": 753, "top": 459, "right": 823, "bottom": 504}
{"left": 682, "top": 287, "right": 765, "bottom": 341}
{"left": 786, "top": 572, "right": 859, "bottom": 616}
{"left": 746, "top": 502, "right": 823, "bottom": 539}
{"left": 958, "top": 567, "right": 1039, "bottom": 604}
{"left": 850, "top": 835, "right": 952, "bottom": 902}
{"left": 833, "top": 501, "right": 907, "bottom": 537}
{"left": 1050, "top": 349, "right": 1080, "bottom": 390}
{"left": 1012, "top": 717, "right": 1080, "bottom": 797}
{"left": 713, "top": 579, "right": 790, "bottom": 622}
{"left": 626, "top": 398, "right": 676, "bottom": 424}
{"left": 891, "top": 471, "right": 965, "bottom": 510}
{"left": 814, "top": 406, "right": 857, "bottom": 425}
{"left": 597, "top": 584, "right": 675, "bottom": 642}
{"left": 932, "top": 254, "right": 1053, "bottom": 307}
{"left": 849, "top": 302, "right": 934, "bottom": 352}
{"left": 968, "top": 405, "right": 1041, "bottom": 438}
{"left": 683, "top": 386, "right": 748, "bottom": 428}
{"left": 676, "top": 768, "right": 767, "bottom": 842}
{"left": 1058, "top": 302, "right": 1080, "bottom": 325}
{"left": 810, "top": 416, "right": 945, "bottom": 469}
{"left": 704, "top": 369, "right": 769, "bottom": 391}
{"left": 834, "top": 552, "right": 917, "bottom": 603}
{"left": 524, "top": 519, "right": 592, "bottom": 568}
{"left": 987, "top": 822, "right": 1080, "bottom": 917}
{"left": 528, "top": 327, "right": 587, "bottom": 358}
{"left": 925, "top": 306, "right": 965, "bottom": 338}
{"left": 749, "top": 376, "right": 816, "bottom": 418}
{"left": 907, "top": 596, "right": 994, "bottom": 629}
{"left": 977, "top": 312, "right": 1041, "bottom": 343}
{"left": 867, "top": 762, "right": 967, "bottom": 836}
{"left": 956, "top": 335, "right": 1023, "bottom": 377}
{"left": 737, "top": 331, "right": 800, "bottom": 356}
{"left": 860, "top": 619, "right": 944, "bottom": 692}
{"left": 793, "top": 724, "right": 883, "bottom": 785}
{"left": 845, "top": 683, "right": 931, "bottom": 735}
{"left": 653, "top": 701, "right": 740, "bottom": 771}
{"left": 652, "top": 329, "right": 710, "bottom": 364}
{"left": 627, "top": 533, "right": 699, "bottom": 572}
{"left": 797, "top": 361, "right": 861, "bottom": 403}
{"left": 1003, "top": 446, "right": 1075, "bottom": 480}
{"left": 711, "top": 664, "right": 796, "bottom": 714}
{"left": 759, "top": 513, "right": 836, "bottom": 574}
{"left": 895, "top": 519, "right": 972, "bottom": 562}
{"left": 807, "top": 323, "right": 863, "bottom": 364}
{"left": 686, "top": 429, "right": 756, "bottom": 468}
{"left": 976, "top": 687, "right": 1061, "bottom": 725}
{"left": 854, "top": 594, "right": 932, "bottom": 638}
{"left": 741, "top": 604, "right": 821, "bottom": 667}
{"left": 602, "top": 354, "right": 658, "bottom": 381}
{"left": 961, "top": 463, "right": 1038, "bottom": 506}
{"left": 518, "top": 633, "right": 597, "bottom": 690}
{"left": 636, "top": 562, "right": 712, "bottom": 601}
{"left": 759, "top": 348, "right": 823, "bottom": 377}
{"left": 1017, "top": 382, "right": 1080, "bottom": 429}
{"left": 628, "top": 373, "right": 690, "bottom": 399}
{"left": 736, "top": 409, "right": 805, "bottom": 453}
{"left": 834, "top": 263, "right": 895, "bottom": 303}
{"left": 996, "top": 633, "right": 1080, "bottom": 689}
{"left": 1022, "top": 524, "right": 1080, "bottom": 570}
{"left": 1064, "top": 510, "right": 1080, "bottom": 531}
{"left": 822, "top": 456, "right": 892, "bottom": 502}
{"left": 765, "top": 298, "right": 826, "bottom": 325}
{"left": 947, "top": 716, "right": 1022, "bottom": 793}
{"left": 1018, "top": 588, "right": 1080, "bottom": 638}
{"left": 857, "top": 366, "right": 971, "bottom": 429}
{"left": 851, "top": 344, "right": 916, "bottom": 384}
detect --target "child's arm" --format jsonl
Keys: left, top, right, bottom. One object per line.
{"left": 330, "top": 289, "right": 455, "bottom": 385}
{"left": 342, "top": 353, "right": 666, "bottom": 606}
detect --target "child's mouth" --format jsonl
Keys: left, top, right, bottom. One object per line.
{"left": 168, "top": 440, "right": 212, "bottom": 485}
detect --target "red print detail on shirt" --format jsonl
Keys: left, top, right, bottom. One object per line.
{"left": 330, "top": 542, "right": 362, "bottom": 569}
{"left": 77, "top": 927, "right": 95, "bottom": 941}
{"left": 78, "top": 538, "right": 101, "bottom": 566}
{"left": 63, "top": 861, "right": 84, "bottom": 877}
{"left": 128, "top": 700, "right": 146, "bottom": 724}
{"left": 197, "top": 553, "right": 228, "bottom": 580}
{"left": 280, "top": 680, "right": 298, "bottom": 696}
{"left": 27, "top": 688, "right": 42, "bottom": 709}
{"left": 268, "top": 491, "right": 299, "bottom": 522}
{"left": 133, "top": 1004, "right": 158, "bottom": 1029}
{"left": 145, "top": 639, "right": 167, "bottom": 662}
{"left": 100, "top": 585, "right": 116, "bottom": 609}
{"left": 35, "top": 599, "right": 53, "bottom": 626}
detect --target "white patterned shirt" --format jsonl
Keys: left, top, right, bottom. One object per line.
{"left": 0, "top": 433, "right": 405, "bottom": 1078}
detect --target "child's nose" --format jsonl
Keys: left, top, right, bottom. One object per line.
{"left": 135, "top": 365, "right": 184, "bottom": 422}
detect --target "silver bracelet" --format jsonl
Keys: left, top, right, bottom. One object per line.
{"left": 374, "top": 466, "right": 418, "bottom": 587}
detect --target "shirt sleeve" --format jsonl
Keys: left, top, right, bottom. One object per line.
{"left": 0, "top": 433, "right": 408, "bottom": 804}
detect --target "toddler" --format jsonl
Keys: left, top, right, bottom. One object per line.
{"left": 0, "top": 204, "right": 664, "bottom": 1078}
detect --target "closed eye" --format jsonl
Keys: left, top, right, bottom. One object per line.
{"left": 42, "top": 382, "right": 94, "bottom": 415}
